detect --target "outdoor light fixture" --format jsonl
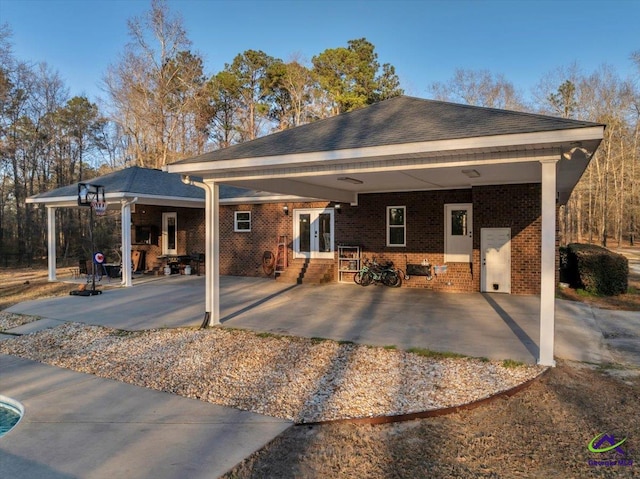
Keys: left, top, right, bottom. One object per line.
{"left": 334, "top": 203, "right": 342, "bottom": 213}
{"left": 181, "top": 175, "right": 191, "bottom": 185}
{"left": 337, "top": 177, "right": 363, "bottom": 185}
{"left": 562, "top": 147, "right": 592, "bottom": 161}
{"left": 283, "top": 205, "right": 289, "bottom": 215}
{"left": 461, "top": 169, "right": 481, "bottom": 178}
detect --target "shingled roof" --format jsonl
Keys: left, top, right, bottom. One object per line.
{"left": 27, "top": 167, "right": 274, "bottom": 204}
{"left": 174, "top": 95, "right": 602, "bottom": 164}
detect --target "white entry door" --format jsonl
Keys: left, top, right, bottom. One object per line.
{"left": 444, "top": 204, "right": 473, "bottom": 262}
{"left": 293, "top": 208, "right": 334, "bottom": 259}
{"left": 481, "top": 228, "right": 511, "bottom": 293}
{"left": 162, "top": 212, "right": 177, "bottom": 255}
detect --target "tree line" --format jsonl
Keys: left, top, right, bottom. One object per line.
{"left": 0, "top": 0, "right": 638, "bottom": 265}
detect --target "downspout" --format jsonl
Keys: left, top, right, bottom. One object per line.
{"left": 182, "top": 175, "right": 220, "bottom": 328}
{"left": 121, "top": 197, "right": 138, "bottom": 287}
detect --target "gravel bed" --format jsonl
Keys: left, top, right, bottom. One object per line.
{"left": 0, "top": 312, "right": 38, "bottom": 331}
{"left": 0, "top": 322, "right": 545, "bottom": 423}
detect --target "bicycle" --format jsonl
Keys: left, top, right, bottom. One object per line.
{"left": 354, "top": 258, "right": 403, "bottom": 287}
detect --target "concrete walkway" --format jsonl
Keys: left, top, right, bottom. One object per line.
{"left": 0, "top": 355, "right": 291, "bottom": 479}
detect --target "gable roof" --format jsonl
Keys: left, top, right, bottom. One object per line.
{"left": 174, "top": 95, "right": 602, "bottom": 165}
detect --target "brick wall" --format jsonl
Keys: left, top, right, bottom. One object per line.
{"left": 337, "top": 190, "right": 476, "bottom": 292}
{"left": 219, "top": 201, "right": 330, "bottom": 276}
{"left": 338, "top": 185, "right": 542, "bottom": 294}
{"left": 135, "top": 184, "right": 544, "bottom": 294}
{"left": 472, "top": 184, "right": 542, "bottom": 294}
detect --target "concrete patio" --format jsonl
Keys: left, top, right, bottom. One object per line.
{"left": 5, "top": 275, "right": 619, "bottom": 364}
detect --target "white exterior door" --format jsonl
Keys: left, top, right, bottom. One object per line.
{"left": 293, "top": 208, "right": 334, "bottom": 259}
{"left": 444, "top": 204, "right": 473, "bottom": 262}
{"left": 481, "top": 228, "right": 511, "bottom": 293}
{"left": 162, "top": 212, "right": 177, "bottom": 255}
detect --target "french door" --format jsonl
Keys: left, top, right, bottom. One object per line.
{"left": 293, "top": 208, "right": 334, "bottom": 259}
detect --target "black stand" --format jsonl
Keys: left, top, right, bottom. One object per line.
{"left": 70, "top": 204, "right": 102, "bottom": 296}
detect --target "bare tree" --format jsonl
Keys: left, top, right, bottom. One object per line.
{"left": 430, "top": 69, "right": 526, "bottom": 111}
{"left": 103, "top": 0, "right": 208, "bottom": 167}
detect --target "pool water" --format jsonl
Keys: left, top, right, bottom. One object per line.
{"left": 0, "top": 396, "right": 23, "bottom": 437}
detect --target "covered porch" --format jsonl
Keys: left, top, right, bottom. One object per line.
{"left": 167, "top": 96, "right": 605, "bottom": 365}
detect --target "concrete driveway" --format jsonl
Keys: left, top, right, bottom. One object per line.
{"left": 7, "top": 275, "right": 632, "bottom": 365}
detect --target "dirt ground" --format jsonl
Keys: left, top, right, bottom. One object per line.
{"left": 1, "top": 265, "right": 639, "bottom": 478}
{"left": 224, "top": 362, "right": 639, "bottom": 478}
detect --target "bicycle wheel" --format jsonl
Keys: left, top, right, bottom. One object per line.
{"left": 383, "top": 271, "right": 402, "bottom": 287}
{"left": 356, "top": 270, "right": 374, "bottom": 286}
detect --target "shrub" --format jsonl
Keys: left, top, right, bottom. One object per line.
{"left": 564, "top": 243, "right": 628, "bottom": 296}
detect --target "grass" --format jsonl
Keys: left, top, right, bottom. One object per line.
{"left": 407, "top": 347, "right": 467, "bottom": 360}
{"left": 502, "top": 359, "right": 525, "bottom": 368}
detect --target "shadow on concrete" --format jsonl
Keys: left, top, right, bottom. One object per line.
{"left": 481, "top": 293, "right": 539, "bottom": 361}
{"left": 221, "top": 284, "right": 300, "bottom": 323}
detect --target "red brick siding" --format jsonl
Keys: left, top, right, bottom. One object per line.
{"left": 135, "top": 185, "right": 545, "bottom": 295}
{"left": 472, "top": 184, "right": 542, "bottom": 294}
{"left": 337, "top": 190, "right": 476, "bottom": 292}
{"left": 219, "top": 201, "right": 330, "bottom": 276}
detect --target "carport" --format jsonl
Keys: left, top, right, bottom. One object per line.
{"left": 167, "top": 96, "right": 605, "bottom": 366}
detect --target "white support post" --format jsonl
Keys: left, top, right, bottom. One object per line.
{"left": 204, "top": 180, "right": 220, "bottom": 325}
{"left": 120, "top": 199, "right": 135, "bottom": 287}
{"left": 539, "top": 159, "right": 558, "bottom": 366}
{"left": 184, "top": 177, "right": 220, "bottom": 327}
{"left": 47, "top": 206, "right": 56, "bottom": 281}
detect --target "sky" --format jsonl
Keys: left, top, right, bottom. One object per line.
{"left": 1, "top": 0, "right": 638, "bottom": 105}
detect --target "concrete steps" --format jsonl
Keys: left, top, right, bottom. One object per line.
{"left": 276, "top": 259, "right": 335, "bottom": 284}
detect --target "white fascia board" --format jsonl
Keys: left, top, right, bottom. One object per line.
{"left": 220, "top": 195, "right": 318, "bottom": 205}
{"left": 203, "top": 152, "right": 561, "bottom": 183}
{"left": 167, "top": 126, "right": 604, "bottom": 175}
{"left": 26, "top": 195, "right": 77, "bottom": 205}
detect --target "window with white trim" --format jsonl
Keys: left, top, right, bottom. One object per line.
{"left": 386, "top": 206, "right": 406, "bottom": 247}
{"left": 234, "top": 211, "right": 251, "bottom": 232}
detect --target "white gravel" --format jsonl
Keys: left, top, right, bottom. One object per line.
{"left": 0, "top": 322, "right": 545, "bottom": 423}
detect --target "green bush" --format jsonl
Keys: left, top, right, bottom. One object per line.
{"left": 564, "top": 243, "right": 628, "bottom": 296}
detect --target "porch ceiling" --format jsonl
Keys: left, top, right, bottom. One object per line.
{"left": 169, "top": 135, "right": 602, "bottom": 205}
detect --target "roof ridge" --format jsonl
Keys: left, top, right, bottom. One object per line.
{"left": 123, "top": 165, "right": 140, "bottom": 192}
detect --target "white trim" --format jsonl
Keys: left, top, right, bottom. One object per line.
{"left": 386, "top": 206, "right": 406, "bottom": 247}
{"left": 293, "top": 208, "right": 335, "bottom": 259}
{"left": 200, "top": 151, "right": 562, "bottom": 183}
{"left": 234, "top": 211, "right": 251, "bottom": 232}
{"left": 27, "top": 192, "right": 314, "bottom": 208}
{"left": 167, "top": 126, "right": 605, "bottom": 175}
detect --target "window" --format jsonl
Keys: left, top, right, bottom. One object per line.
{"left": 386, "top": 206, "right": 406, "bottom": 246}
{"left": 234, "top": 211, "right": 251, "bottom": 232}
